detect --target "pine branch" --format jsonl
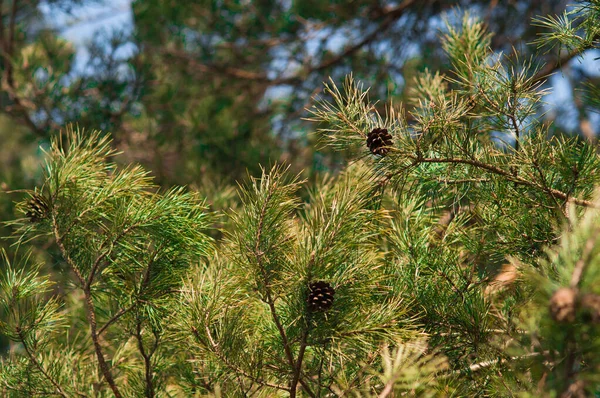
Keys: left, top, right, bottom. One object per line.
{"left": 86, "top": 220, "right": 147, "bottom": 289}
{"left": 403, "top": 156, "right": 598, "bottom": 208}
{"left": 52, "top": 213, "right": 123, "bottom": 398}
{"left": 135, "top": 321, "right": 157, "bottom": 398}
{"left": 290, "top": 323, "right": 311, "bottom": 397}
{"left": 251, "top": 179, "right": 316, "bottom": 398}
{"left": 192, "top": 326, "right": 291, "bottom": 392}
{"left": 98, "top": 303, "right": 136, "bottom": 336}
{"left": 16, "top": 327, "right": 70, "bottom": 398}
{"left": 159, "top": 0, "right": 416, "bottom": 86}
{"left": 449, "top": 352, "right": 541, "bottom": 375}
{"left": 531, "top": 33, "right": 600, "bottom": 85}
{"left": 0, "top": 0, "right": 47, "bottom": 136}
{"left": 569, "top": 230, "right": 597, "bottom": 289}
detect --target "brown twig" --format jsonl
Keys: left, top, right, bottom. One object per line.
{"left": 0, "top": 0, "right": 48, "bottom": 136}
{"left": 52, "top": 215, "right": 123, "bottom": 398}
{"left": 98, "top": 303, "right": 136, "bottom": 336}
{"left": 290, "top": 324, "right": 311, "bottom": 396}
{"left": 159, "top": 0, "right": 416, "bottom": 86}
{"left": 531, "top": 34, "right": 600, "bottom": 85}
{"left": 193, "top": 326, "right": 291, "bottom": 392}
{"left": 86, "top": 218, "right": 157, "bottom": 289}
{"left": 16, "top": 327, "right": 71, "bottom": 398}
{"left": 570, "top": 231, "right": 597, "bottom": 289}
{"left": 135, "top": 321, "right": 156, "bottom": 398}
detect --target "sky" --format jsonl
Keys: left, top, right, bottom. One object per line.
{"left": 39, "top": 0, "right": 134, "bottom": 72}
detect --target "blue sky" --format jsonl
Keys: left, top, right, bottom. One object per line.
{"left": 39, "top": 0, "right": 134, "bottom": 71}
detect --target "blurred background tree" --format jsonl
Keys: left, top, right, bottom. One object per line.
{"left": 2, "top": 1, "right": 597, "bottom": 189}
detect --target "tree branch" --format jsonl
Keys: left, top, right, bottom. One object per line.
{"left": 193, "top": 326, "right": 291, "bottom": 392}
{"left": 290, "top": 322, "right": 311, "bottom": 396}
{"left": 306, "top": 0, "right": 417, "bottom": 77}
{"left": 98, "top": 303, "right": 136, "bottom": 337}
{"left": 531, "top": 34, "right": 600, "bottom": 85}
{"left": 0, "top": 0, "right": 47, "bottom": 137}
{"left": 52, "top": 214, "right": 123, "bottom": 398}
{"left": 570, "top": 230, "right": 597, "bottom": 289}
{"left": 135, "top": 321, "right": 156, "bottom": 398}
{"left": 87, "top": 218, "right": 157, "bottom": 289}
{"left": 158, "top": 0, "right": 416, "bottom": 87}
{"left": 16, "top": 327, "right": 71, "bottom": 398}
{"left": 252, "top": 184, "right": 316, "bottom": 398}
{"left": 403, "top": 156, "right": 599, "bottom": 209}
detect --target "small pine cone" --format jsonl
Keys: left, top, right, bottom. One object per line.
{"left": 549, "top": 288, "right": 577, "bottom": 323}
{"left": 307, "top": 281, "right": 335, "bottom": 312}
{"left": 366, "top": 128, "right": 393, "bottom": 156}
{"left": 580, "top": 293, "right": 600, "bottom": 324}
{"left": 25, "top": 193, "right": 49, "bottom": 223}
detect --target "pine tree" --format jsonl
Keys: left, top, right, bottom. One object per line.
{"left": 2, "top": 2, "right": 600, "bottom": 397}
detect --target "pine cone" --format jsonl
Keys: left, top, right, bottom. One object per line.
{"left": 366, "top": 128, "right": 393, "bottom": 156}
{"left": 307, "top": 281, "right": 335, "bottom": 312}
{"left": 549, "top": 288, "right": 577, "bottom": 323}
{"left": 580, "top": 293, "right": 600, "bottom": 324}
{"left": 25, "top": 193, "right": 49, "bottom": 223}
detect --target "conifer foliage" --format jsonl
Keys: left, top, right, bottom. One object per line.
{"left": 2, "top": 2, "right": 600, "bottom": 397}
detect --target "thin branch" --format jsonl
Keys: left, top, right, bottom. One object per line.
{"left": 16, "top": 328, "right": 70, "bottom": 398}
{"left": 306, "top": 0, "right": 417, "bottom": 76}
{"left": 252, "top": 185, "right": 316, "bottom": 398}
{"left": 52, "top": 214, "right": 123, "bottom": 398}
{"left": 158, "top": 0, "right": 416, "bottom": 86}
{"left": 290, "top": 323, "right": 310, "bottom": 396}
{"left": 378, "top": 377, "right": 396, "bottom": 398}
{"left": 435, "top": 352, "right": 545, "bottom": 380}
{"left": 531, "top": 34, "right": 600, "bottom": 85}
{"left": 4, "top": 0, "right": 16, "bottom": 86}
{"left": 0, "top": 0, "right": 46, "bottom": 136}
{"left": 192, "top": 326, "right": 291, "bottom": 392}
{"left": 87, "top": 218, "right": 160, "bottom": 289}
{"left": 135, "top": 322, "right": 155, "bottom": 398}
{"left": 98, "top": 303, "right": 136, "bottom": 336}
{"left": 570, "top": 230, "right": 597, "bottom": 289}
{"left": 403, "top": 156, "right": 599, "bottom": 208}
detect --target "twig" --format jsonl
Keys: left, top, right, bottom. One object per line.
{"left": 135, "top": 321, "right": 155, "bottom": 398}
{"left": 52, "top": 214, "right": 123, "bottom": 398}
{"left": 531, "top": 34, "right": 600, "bottom": 85}
{"left": 463, "top": 353, "right": 539, "bottom": 373}
{"left": 16, "top": 328, "right": 70, "bottom": 398}
{"left": 158, "top": 0, "right": 416, "bottom": 86}
{"left": 0, "top": 0, "right": 47, "bottom": 136}
{"left": 378, "top": 377, "right": 396, "bottom": 398}
{"left": 193, "top": 326, "right": 290, "bottom": 392}
{"left": 87, "top": 218, "right": 160, "bottom": 289}
{"left": 98, "top": 303, "right": 136, "bottom": 336}
{"left": 405, "top": 156, "right": 598, "bottom": 208}
{"left": 252, "top": 184, "right": 316, "bottom": 398}
{"left": 290, "top": 323, "right": 311, "bottom": 396}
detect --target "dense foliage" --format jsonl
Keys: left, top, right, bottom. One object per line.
{"left": 1, "top": 0, "right": 600, "bottom": 396}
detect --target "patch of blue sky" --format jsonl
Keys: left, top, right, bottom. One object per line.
{"left": 38, "top": 0, "right": 134, "bottom": 73}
